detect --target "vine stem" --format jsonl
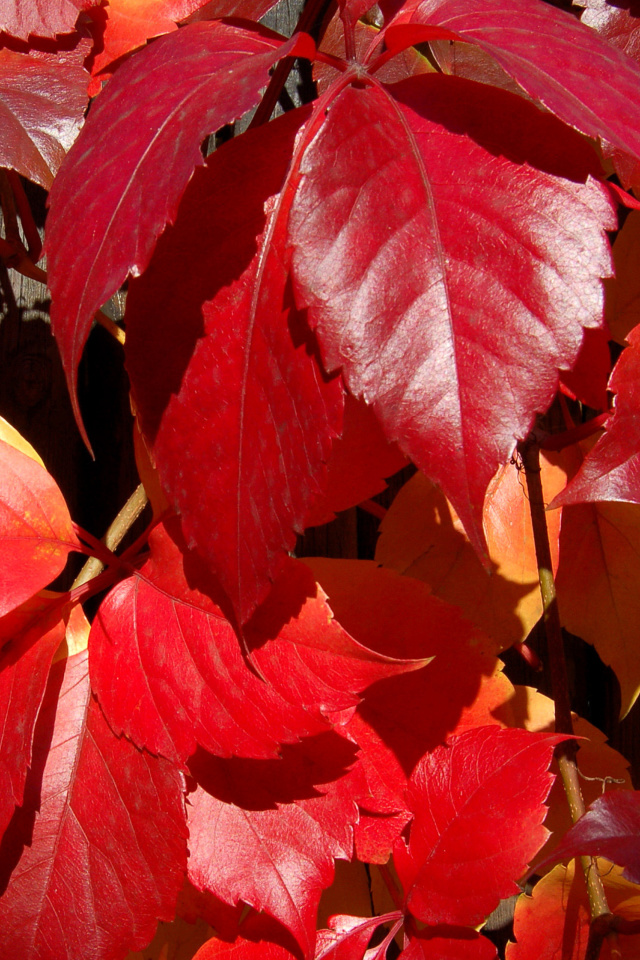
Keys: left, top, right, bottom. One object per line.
{"left": 71, "top": 483, "right": 149, "bottom": 589}
{"left": 518, "top": 438, "right": 611, "bottom": 953}
{"left": 248, "top": 0, "right": 336, "bottom": 130}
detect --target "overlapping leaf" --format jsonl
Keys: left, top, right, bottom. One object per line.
{"left": 301, "top": 559, "right": 503, "bottom": 862}
{"left": 186, "top": 734, "right": 365, "bottom": 958}
{"left": 0, "top": 0, "right": 90, "bottom": 41}
{"left": 303, "top": 396, "right": 407, "bottom": 527}
{"left": 394, "top": 727, "right": 565, "bottom": 927}
{"left": 0, "top": 43, "right": 89, "bottom": 188}
{"left": 0, "top": 651, "right": 188, "bottom": 960}
{"left": 537, "top": 791, "right": 640, "bottom": 883}
{"left": 375, "top": 455, "right": 567, "bottom": 650}
{"left": 606, "top": 210, "right": 640, "bottom": 344}
{"left": 46, "top": 19, "right": 315, "bottom": 441}
{"left": 383, "top": 0, "right": 640, "bottom": 163}
{"left": 554, "top": 326, "right": 640, "bottom": 506}
{"left": 399, "top": 932, "right": 498, "bottom": 959}
{"left": 84, "top": 0, "right": 214, "bottom": 83}
{"left": 0, "top": 437, "right": 80, "bottom": 617}
{"left": 288, "top": 72, "right": 614, "bottom": 553}
{"left": 125, "top": 109, "right": 343, "bottom": 623}
{"left": 0, "top": 593, "right": 66, "bottom": 836}
{"left": 90, "top": 522, "right": 424, "bottom": 767}
{"left": 555, "top": 495, "right": 640, "bottom": 716}
{"left": 508, "top": 860, "right": 640, "bottom": 960}
{"left": 577, "top": 0, "right": 640, "bottom": 64}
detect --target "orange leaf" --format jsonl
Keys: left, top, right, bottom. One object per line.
{"left": 508, "top": 860, "right": 640, "bottom": 960}
{"left": 556, "top": 498, "right": 640, "bottom": 716}
{"left": 375, "top": 454, "right": 568, "bottom": 651}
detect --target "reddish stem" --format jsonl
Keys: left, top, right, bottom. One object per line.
{"left": 516, "top": 641, "right": 543, "bottom": 672}
{"left": 249, "top": 0, "right": 336, "bottom": 130}
{"left": 73, "top": 522, "right": 122, "bottom": 569}
{"left": 358, "top": 498, "right": 387, "bottom": 520}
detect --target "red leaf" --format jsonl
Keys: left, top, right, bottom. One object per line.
{"left": 301, "top": 560, "right": 503, "bottom": 862}
{"left": 384, "top": 0, "right": 640, "bottom": 163}
{"left": 0, "top": 43, "right": 89, "bottom": 189}
{"left": 288, "top": 74, "right": 614, "bottom": 553}
{"left": 558, "top": 327, "right": 611, "bottom": 412}
{"left": 90, "top": 523, "right": 423, "bottom": 766}
{"left": 46, "top": 20, "right": 315, "bottom": 445}
{"left": 0, "top": 595, "right": 66, "bottom": 836}
{"left": 0, "top": 0, "right": 89, "bottom": 41}
{"left": 125, "top": 109, "right": 343, "bottom": 623}
{"left": 186, "top": 733, "right": 364, "bottom": 958}
{"left": 304, "top": 395, "right": 407, "bottom": 527}
{"left": 399, "top": 931, "right": 498, "bottom": 959}
{"left": 0, "top": 650, "right": 188, "bottom": 960}
{"left": 193, "top": 935, "right": 295, "bottom": 960}
{"left": 553, "top": 324, "right": 640, "bottom": 506}
{"left": 394, "top": 727, "right": 565, "bottom": 927}
{"left": 315, "top": 913, "right": 403, "bottom": 959}
{"left": 537, "top": 790, "right": 640, "bottom": 884}
{"left": 0, "top": 439, "right": 80, "bottom": 618}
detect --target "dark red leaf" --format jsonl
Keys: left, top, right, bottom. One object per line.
{"left": 0, "top": 595, "right": 66, "bottom": 837}
{"left": 186, "top": 733, "right": 365, "bottom": 958}
{"left": 558, "top": 327, "right": 611, "bottom": 411}
{"left": 0, "top": 0, "right": 89, "bottom": 41}
{"left": 0, "top": 43, "right": 89, "bottom": 188}
{"left": 90, "top": 523, "right": 424, "bottom": 766}
{"left": 46, "top": 20, "right": 315, "bottom": 445}
{"left": 553, "top": 324, "right": 640, "bottom": 506}
{"left": 0, "top": 650, "right": 188, "bottom": 960}
{"left": 303, "top": 395, "right": 407, "bottom": 527}
{"left": 0, "top": 438, "right": 80, "bottom": 618}
{"left": 384, "top": 0, "right": 640, "bottom": 163}
{"left": 537, "top": 790, "right": 640, "bottom": 883}
{"left": 399, "top": 931, "right": 498, "bottom": 959}
{"left": 126, "top": 109, "right": 343, "bottom": 623}
{"left": 288, "top": 74, "right": 614, "bottom": 552}
{"left": 394, "top": 727, "right": 565, "bottom": 927}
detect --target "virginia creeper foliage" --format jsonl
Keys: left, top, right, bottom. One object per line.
{"left": 2, "top": 0, "right": 640, "bottom": 958}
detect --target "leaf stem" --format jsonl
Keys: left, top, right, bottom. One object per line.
{"left": 519, "top": 438, "right": 611, "bottom": 937}
{"left": 249, "top": 0, "right": 336, "bottom": 130}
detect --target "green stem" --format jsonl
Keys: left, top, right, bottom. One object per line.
{"left": 72, "top": 483, "right": 148, "bottom": 589}
{"left": 519, "top": 438, "right": 610, "bottom": 938}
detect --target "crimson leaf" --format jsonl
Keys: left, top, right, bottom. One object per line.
{"left": 186, "top": 733, "right": 365, "bottom": 959}
{"left": 394, "top": 726, "right": 565, "bottom": 927}
{"left": 288, "top": 73, "right": 614, "bottom": 552}
{"left": 553, "top": 323, "right": 640, "bottom": 506}
{"left": 0, "top": 650, "right": 188, "bottom": 960}
{"left": 46, "top": 19, "right": 315, "bottom": 444}
{"left": 126, "top": 109, "right": 343, "bottom": 623}
{"left": 90, "top": 522, "right": 423, "bottom": 766}
{"left": 0, "top": 595, "right": 66, "bottom": 836}
{"left": 536, "top": 790, "right": 640, "bottom": 884}
{"left": 384, "top": 0, "right": 640, "bottom": 163}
